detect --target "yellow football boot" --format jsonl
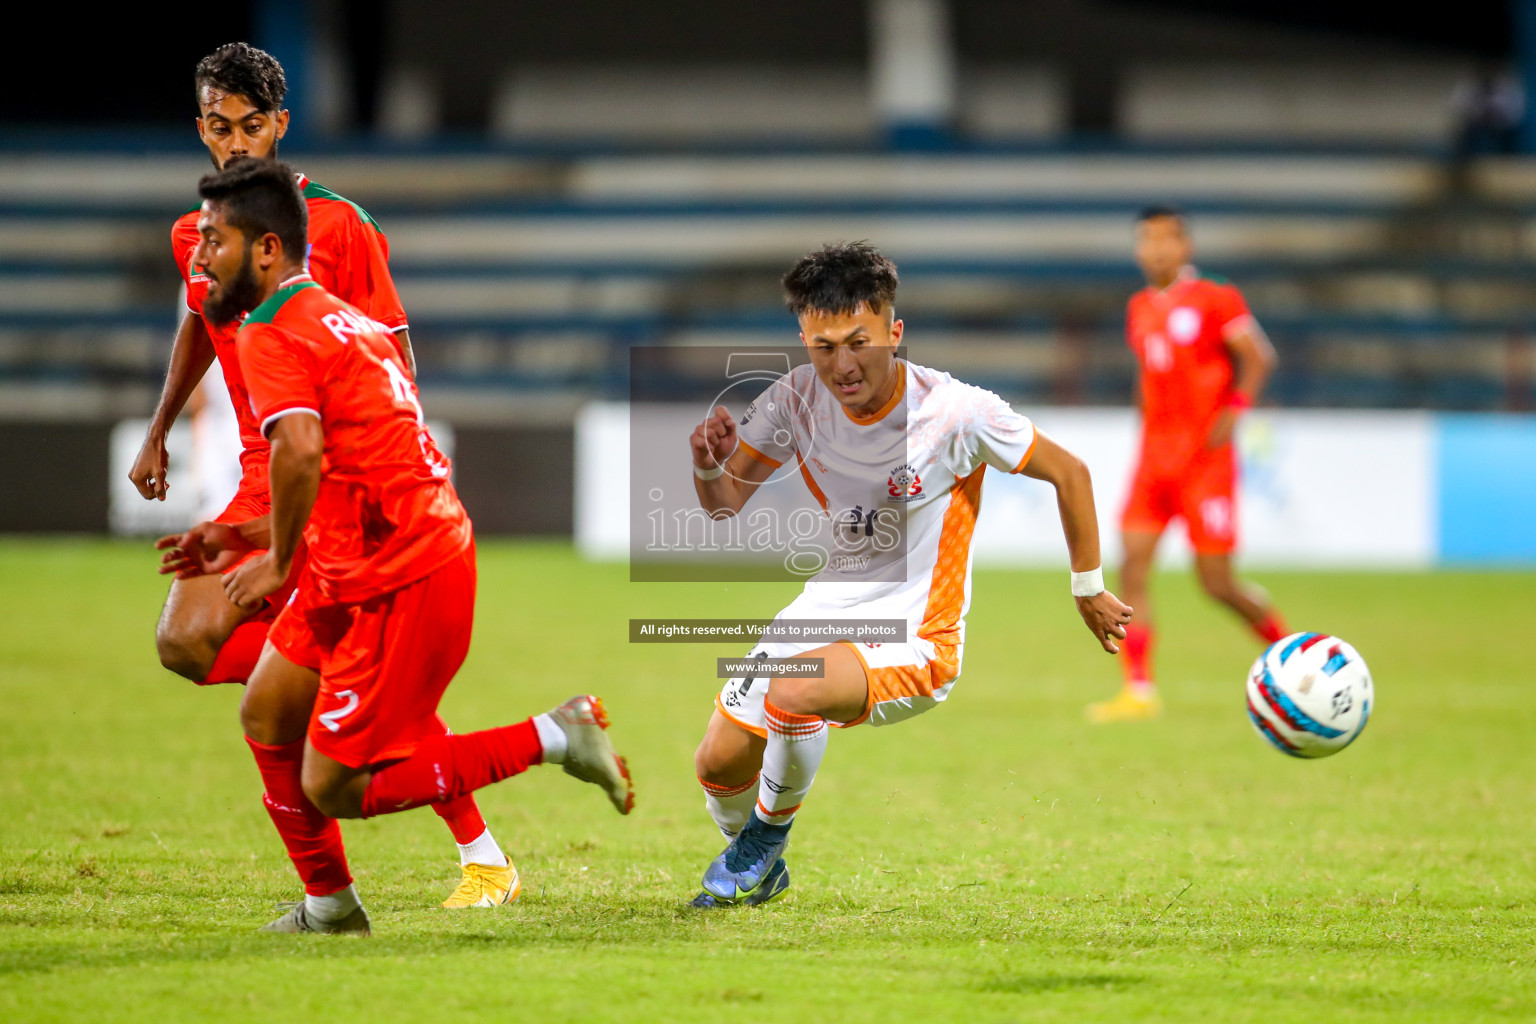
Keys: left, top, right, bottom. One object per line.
{"left": 1086, "top": 687, "right": 1163, "bottom": 724}
{"left": 442, "top": 860, "right": 522, "bottom": 909}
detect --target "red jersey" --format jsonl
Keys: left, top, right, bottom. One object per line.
{"left": 172, "top": 173, "right": 409, "bottom": 482}
{"left": 1127, "top": 266, "right": 1253, "bottom": 468}
{"left": 238, "top": 276, "right": 470, "bottom": 604}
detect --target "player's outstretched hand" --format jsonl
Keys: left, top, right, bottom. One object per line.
{"left": 156, "top": 521, "right": 254, "bottom": 578}
{"left": 223, "top": 551, "right": 286, "bottom": 612}
{"left": 690, "top": 404, "right": 737, "bottom": 472}
{"left": 1077, "top": 590, "right": 1133, "bottom": 654}
{"left": 129, "top": 432, "right": 170, "bottom": 501}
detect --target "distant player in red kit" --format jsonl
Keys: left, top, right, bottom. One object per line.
{"left": 161, "top": 159, "right": 634, "bottom": 934}
{"left": 135, "top": 43, "right": 515, "bottom": 909}
{"left": 1088, "top": 206, "right": 1288, "bottom": 722}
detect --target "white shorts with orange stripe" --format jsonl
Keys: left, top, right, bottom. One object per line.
{"left": 715, "top": 630, "right": 962, "bottom": 735}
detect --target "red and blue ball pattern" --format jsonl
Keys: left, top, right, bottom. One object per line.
{"left": 1246, "top": 632, "right": 1373, "bottom": 759}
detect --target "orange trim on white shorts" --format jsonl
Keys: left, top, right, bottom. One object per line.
{"left": 833, "top": 641, "right": 876, "bottom": 729}
{"left": 714, "top": 693, "right": 767, "bottom": 739}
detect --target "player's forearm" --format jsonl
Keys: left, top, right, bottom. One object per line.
{"left": 1234, "top": 354, "right": 1272, "bottom": 404}
{"left": 149, "top": 314, "right": 216, "bottom": 433}
{"left": 694, "top": 476, "right": 746, "bottom": 517}
{"left": 267, "top": 437, "right": 320, "bottom": 570}
{"left": 234, "top": 515, "right": 273, "bottom": 551}
{"left": 1052, "top": 460, "right": 1104, "bottom": 574}
{"left": 1022, "top": 433, "right": 1103, "bottom": 572}
{"left": 1230, "top": 329, "right": 1277, "bottom": 404}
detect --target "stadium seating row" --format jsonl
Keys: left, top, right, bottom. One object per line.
{"left": 0, "top": 151, "right": 1531, "bottom": 411}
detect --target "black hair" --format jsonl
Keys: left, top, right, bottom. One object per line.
{"left": 1137, "top": 204, "right": 1185, "bottom": 224}
{"left": 783, "top": 241, "right": 900, "bottom": 318}
{"left": 197, "top": 158, "right": 307, "bottom": 259}
{"left": 194, "top": 42, "right": 287, "bottom": 112}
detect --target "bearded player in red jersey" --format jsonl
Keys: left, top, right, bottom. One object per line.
{"left": 1087, "top": 206, "right": 1288, "bottom": 723}
{"left": 131, "top": 43, "right": 516, "bottom": 909}
{"left": 160, "top": 158, "right": 634, "bottom": 935}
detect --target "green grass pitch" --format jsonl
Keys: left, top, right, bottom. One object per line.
{"left": 2, "top": 538, "right": 1534, "bottom": 1022}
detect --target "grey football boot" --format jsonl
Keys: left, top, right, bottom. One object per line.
{"left": 547, "top": 695, "right": 635, "bottom": 814}
{"left": 260, "top": 901, "right": 372, "bottom": 936}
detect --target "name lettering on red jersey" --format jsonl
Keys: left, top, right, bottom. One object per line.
{"left": 321, "top": 307, "right": 393, "bottom": 346}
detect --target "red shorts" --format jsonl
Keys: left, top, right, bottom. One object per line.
{"left": 268, "top": 543, "right": 477, "bottom": 769}
{"left": 214, "top": 453, "right": 270, "bottom": 526}
{"left": 1121, "top": 445, "right": 1238, "bottom": 555}
{"left": 210, "top": 453, "right": 301, "bottom": 612}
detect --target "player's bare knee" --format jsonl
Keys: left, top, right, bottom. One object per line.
{"left": 694, "top": 743, "right": 734, "bottom": 786}
{"left": 693, "top": 728, "right": 749, "bottom": 783}
{"left": 304, "top": 784, "right": 345, "bottom": 819}
{"left": 155, "top": 625, "right": 213, "bottom": 681}
{"left": 238, "top": 693, "right": 284, "bottom": 745}
{"left": 300, "top": 771, "right": 351, "bottom": 819}
{"left": 765, "top": 677, "right": 820, "bottom": 716}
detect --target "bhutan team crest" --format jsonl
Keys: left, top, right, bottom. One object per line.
{"left": 886, "top": 464, "right": 924, "bottom": 502}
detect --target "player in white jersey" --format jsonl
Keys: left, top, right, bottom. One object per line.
{"left": 687, "top": 243, "right": 1133, "bottom": 906}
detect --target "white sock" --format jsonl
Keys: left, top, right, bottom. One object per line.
{"left": 757, "top": 701, "right": 829, "bottom": 827}
{"left": 532, "top": 713, "right": 566, "bottom": 764}
{"left": 457, "top": 827, "right": 509, "bottom": 868}
{"left": 305, "top": 883, "right": 361, "bottom": 923}
{"left": 699, "top": 773, "right": 759, "bottom": 838}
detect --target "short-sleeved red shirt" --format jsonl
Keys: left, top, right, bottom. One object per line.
{"left": 237, "top": 277, "right": 469, "bottom": 604}
{"left": 1127, "top": 266, "right": 1253, "bottom": 471}
{"left": 172, "top": 173, "right": 409, "bottom": 484}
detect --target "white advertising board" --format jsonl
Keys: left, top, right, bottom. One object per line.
{"left": 576, "top": 403, "right": 1435, "bottom": 569}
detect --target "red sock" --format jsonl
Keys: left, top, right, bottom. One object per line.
{"left": 199, "top": 620, "right": 270, "bottom": 686}
{"left": 360, "top": 720, "right": 543, "bottom": 819}
{"left": 246, "top": 736, "right": 352, "bottom": 897}
{"left": 1120, "top": 622, "right": 1155, "bottom": 687}
{"left": 434, "top": 795, "right": 487, "bottom": 843}
{"left": 1252, "top": 611, "right": 1288, "bottom": 644}
{"left": 427, "top": 716, "right": 489, "bottom": 842}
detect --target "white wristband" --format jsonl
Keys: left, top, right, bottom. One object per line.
{"left": 694, "top": 462, "right": 724, "bottom": 481}
{"left": 1071, "top": 567, "right": 1105, "bottom": 598}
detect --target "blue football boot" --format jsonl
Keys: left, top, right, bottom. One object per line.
{"left": 743, "top": 857, "right": 790, "bottom": 905}
{"left": 701, "top": 815, "right": 792, "bottom": 903}
{"left": 687, "top": 858, "right": 790, "bottom": 909}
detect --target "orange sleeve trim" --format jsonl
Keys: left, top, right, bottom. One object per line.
{"left": 738, "top": 441, "right": 783, "bottom": 469}
{"left": 1010, "top": 432, "right": 1041, "bottom": 474}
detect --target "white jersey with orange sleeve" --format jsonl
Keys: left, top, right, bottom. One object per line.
{"left": 716, "top": 359, "right": 1038, "bottom": 734}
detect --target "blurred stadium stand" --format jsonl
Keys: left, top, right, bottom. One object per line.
{"left": 1, "top": 0, "right": 1533, "bottom": 532}
{"left": 2, "top": 150, "right": 1534, "bottom": 417}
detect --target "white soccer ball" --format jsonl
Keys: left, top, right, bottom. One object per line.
{"left": 1246, "top": 632, "right": 1373, "bottom": 758}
